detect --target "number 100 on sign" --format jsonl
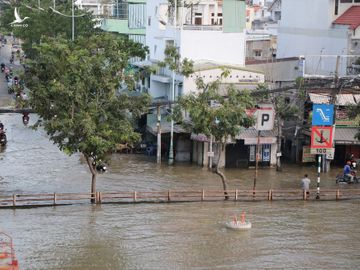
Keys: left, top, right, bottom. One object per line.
{"left": 310, "top": 148, "right": 334, "bottom": 155}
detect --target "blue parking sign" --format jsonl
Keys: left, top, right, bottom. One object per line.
{"left": 312, "top": 104, "right": 334, "bottom": 126}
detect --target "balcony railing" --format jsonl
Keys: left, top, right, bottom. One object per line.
{"left": 182, "top": 24, "right": 223, "bottom": 31}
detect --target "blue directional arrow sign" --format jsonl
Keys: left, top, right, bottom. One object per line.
{"left": 312, "top": 104, "right": 334, "bottom": 126}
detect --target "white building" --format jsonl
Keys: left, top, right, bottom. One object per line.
{"left": 277, "top": 0, "right": 360, "bottom": 77}
{"left": 186, "top": 62, "right": 280, "bottom": 168}
{"left": 145, "top": 0, "right": 247, "bottom": 99}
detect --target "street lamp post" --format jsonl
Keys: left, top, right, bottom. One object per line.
{"left": 168, "top": 69, "right": 175, "bottom": 165}
{"left": 168, "top": 0, "right": 178, "bottom": 166}
{"left": 50, "top": 1, "right": 86, "bottom": 41}
{"left": 72, "top": 0, "right": 75, "bottom": 41}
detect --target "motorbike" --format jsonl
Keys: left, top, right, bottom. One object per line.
{"left": 7, "top": 86, "right": 14, "bottom": 94}
{"left": 336, "top": 171, "right": 359, "bottom": 184}
{"left": 5, "top": 74, "right": 11, "bottom": 82}
{"left": 22, "top": 113, "right": 30, "bottom": 125}
{"left": 96, "top": 164, "right": 107, "bottom": 172}
{"left": 0, "top": 131, "right": 7, "bottom": 146}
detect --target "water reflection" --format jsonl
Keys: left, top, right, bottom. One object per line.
{"left": 1, "top": 114, "right": 360, "bottom": 269}
{"left": 1, "top": 201, "right": 360, "bottom": 269}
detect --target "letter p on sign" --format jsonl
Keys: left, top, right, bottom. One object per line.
{"left": 256, "top": 109, "right": 274, "bottom": 131}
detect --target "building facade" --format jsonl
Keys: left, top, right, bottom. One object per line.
{"left": 277, "top": 0, "right": 360, "bottom": 77}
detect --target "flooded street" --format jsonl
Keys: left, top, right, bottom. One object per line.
{"left": 0, "top": 114, "right": 360, "bottom": 269}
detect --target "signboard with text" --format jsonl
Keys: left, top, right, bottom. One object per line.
{"left": 302, "top": 146, "right": 315, "bottom": 163}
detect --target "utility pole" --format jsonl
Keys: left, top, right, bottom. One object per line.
{"left": 168, "top": 70, "right": 175, "bottom": 165}
{"left": 324, "top": 55, "right": 341, "bottom": 172}
{"left": 72, "top": 0, "right": 75, "bottom": 41}
{"left": 156, "top": 104, "right": 162, "bottom": 164}
{"left": 208, "top": 135, "right": 213, "bottom": 169}
{"left": 253, "top": 130, "right": 261, "bottom": 194}
{"left": 168, "top": 1, "right": 178, "bottom": 166}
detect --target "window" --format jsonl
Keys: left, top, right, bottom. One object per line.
{"left": 210, "top": 13, "right": 223, "bottom": 25}
{"left": 340, "top": 0, "right": 352, "bottom": 2}
{"left": 254, "top": 50, "right": 262, "bottom": 57}
{"left": 335, "top": 0, "right": 339, "bottom": 15}
{"left": 194, "top": 12, "right": 202, "bottom": 25}
{"left": 129, "top": 4, "right": 146, "bottom": 29}
{"left": 113, "top": 1, "right": 128, "bottom": 19}
{"left": 148, "top": 16, "right": 151, "bottom": 26}
{"left": 166, "top": 40, "right": 174, "bottom": 47}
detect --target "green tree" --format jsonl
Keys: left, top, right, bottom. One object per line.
{"left": 26, "top": 33, "right": 150, "bottom": 200}
{"left": 173, "top": 72, "right": 255, "bottom": 199}
{"left": 0, "top": 0, "right": 97, "bottom": 58}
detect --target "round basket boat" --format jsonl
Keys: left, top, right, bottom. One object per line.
{"left": 225, "top": 220, "right": 252, "bottom": 230}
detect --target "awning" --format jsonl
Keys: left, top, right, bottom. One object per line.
{"left": 236, "top": 127, "right": 278, "bottom": 139}
{"left": 190, "top": 133, "right": 209, "bottom": 142}
{"left": 333, "top": 6, "right": 360, "bottom": 30}
{"left": 189, "top": 128, "right": 278, "bottom": 144}
{"left": 131, "top": 60, "right": 153, "bottom": 68}
{"left": 335, "top": 128, "right": 360, "bottom": 145}
{"left": 354, "top": 94, "right": 360, "bottom": 103}
{"left": 337, "top": 94, "right": 356, "bottom": 105}
{"left": 308, "top": 93, "right": 357, "bottom": 105}
{"left": 146, "top": 122, "right": 187, "bottom": 135}
{"left": 308, "top": 93, "right": 331, "bottom": 104}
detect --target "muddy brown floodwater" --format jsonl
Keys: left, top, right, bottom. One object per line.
{"left": 0, "top": 114, "right": 359, "bottom": 270}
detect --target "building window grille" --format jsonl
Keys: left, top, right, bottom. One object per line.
{"left": 113, "top": 0, "right": 128, "bottom": 19}
{"left": 254, "top": 50, "right": 262, "bottom": 57}
{"left": 211, "top": 13, "right": 223, "bottom": 25}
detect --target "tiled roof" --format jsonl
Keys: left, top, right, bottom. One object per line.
{"left": 308, "top": 93, "right": 357, "bottom": 105}
{"left": 333, "top": 6, "right": 360, "bottom": 30}
{"left": 236, "top": 127, "right": 278, "bottom": 139}
{"left": 335, "top": 128, "right": 360, "bottom": 145}
{"left": 308, "top": 93, "right": 331, "bottom": 104}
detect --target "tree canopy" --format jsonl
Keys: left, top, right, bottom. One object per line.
{"left": 26, "top": 33, "right": 150, "bottom": 195}
{"left": 0, "top": 0, "right": 97, "bottom": 57}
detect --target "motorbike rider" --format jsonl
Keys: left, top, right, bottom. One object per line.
{"left": 0, "top": 121, "right": 4, "bottom": 131}
{"left": 343, "top": 160, "right": 354, "bottom": 182}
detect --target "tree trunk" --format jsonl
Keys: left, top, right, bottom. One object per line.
{"left": 213, "top": 142, "right": 229, "bottom": 200}
{"left": 276, "top": 118, "right": 283, "bottom": 171}
{"left": 84, "top": 154, "right": 97, "bottom": 203}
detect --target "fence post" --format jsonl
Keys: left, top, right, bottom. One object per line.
{"left": 167, "top": 190, "right": 171, "bottom": 202}
{"left": 98, "top": 192, "right": 102, "bottom": 204}
{"left": 268, "top": 189, "right": 272, "bottom": 201}
{"left": 336, "top": 189, "right": 340, "bottom": 200}
{"left": 201, "top": 189, "right": 205, "bottom": 201}
{"left": 53, "top": 193, "right": 57, "bottom": 205}
{"left": 235, "top": 189, "right": 238, "bottom": 201}
{"left": 12, "top": 194, "right": 16, "bottom": 206}
{"left": 133, "top": 191, "right": 137, "bottom": 202}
